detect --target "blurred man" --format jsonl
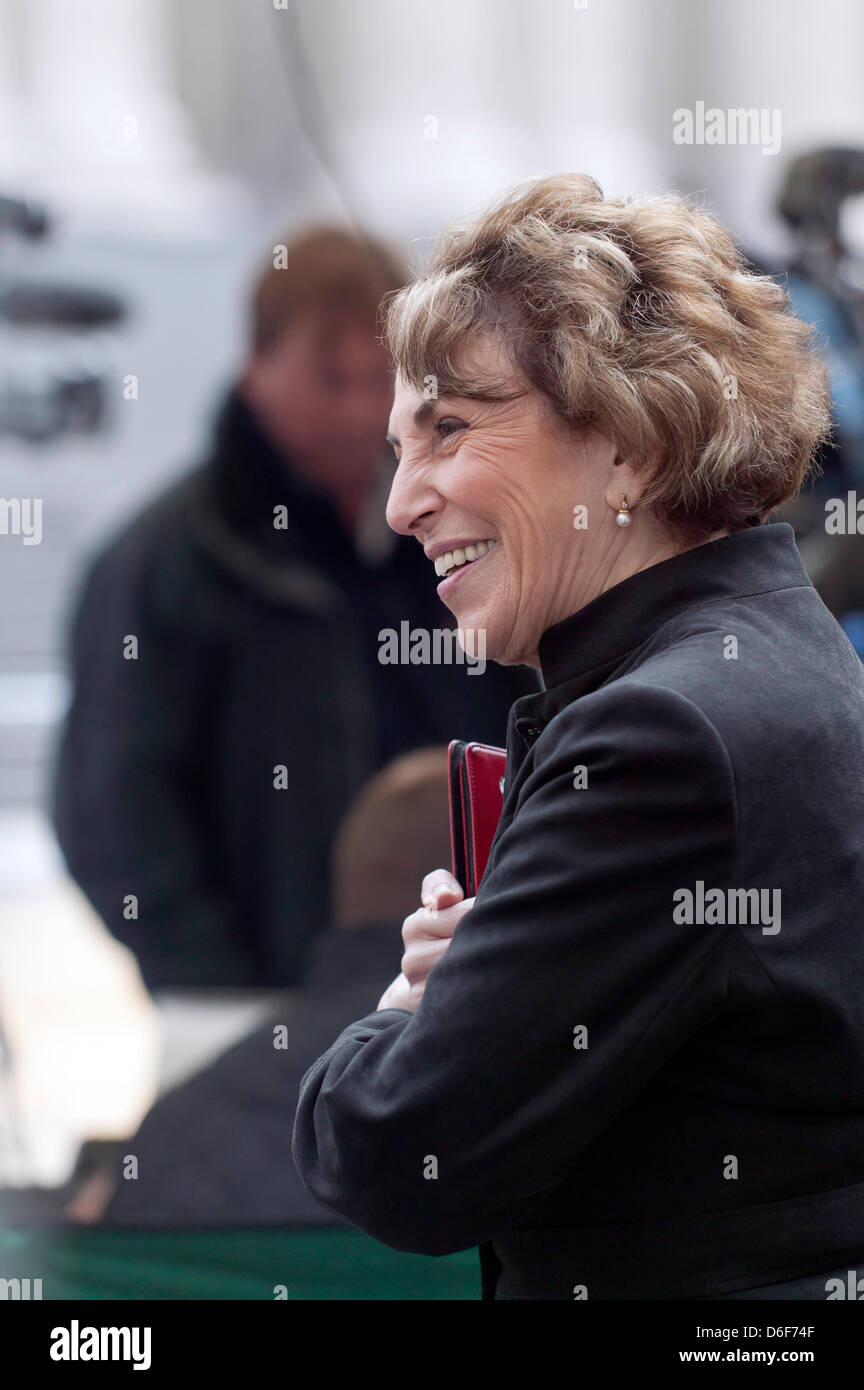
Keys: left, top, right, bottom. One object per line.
{"left": 774, "top": 150, "right": 864, "bottom": 640}
{"left": 778, "top": 147, "right": 864, "bottom": 496}
{"left": 67, "top": 747, "right": 452, "bottom": 1229}
{"left": 52, "top": 227, "right": 537, "bottom": 996}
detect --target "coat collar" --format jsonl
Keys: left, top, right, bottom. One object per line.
{"left": 189, "top": 386, "right": 402, "bottom": 613}
{"left": 511, "top": 522, "right": 811, "bottom": 745}
{"left": 209, "top": 385, "right": 357, "bottom": 562}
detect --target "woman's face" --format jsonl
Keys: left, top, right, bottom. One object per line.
{"left": 385, "top": 335, "right": 623, "bottom": 666}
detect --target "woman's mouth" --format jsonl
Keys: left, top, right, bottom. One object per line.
{"left": 433, "top": 538, "right": 499, "bottom": 596}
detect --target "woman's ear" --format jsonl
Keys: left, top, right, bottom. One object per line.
{"left": 604, "top": 452, "right": 661, "bottom": 513}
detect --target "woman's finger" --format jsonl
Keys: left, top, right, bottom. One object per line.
{"left": 420, "top": 867, "right": 463, "bottom": 908}
{"left": 401, "top": 937, "right": 452, "bottom": 986}
{"left": 404, "top": 896, "right": 475, "bottom": 943}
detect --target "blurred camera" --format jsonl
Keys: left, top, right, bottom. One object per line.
{"left": 0, "top": 195, "right": 126, "bottom": 444}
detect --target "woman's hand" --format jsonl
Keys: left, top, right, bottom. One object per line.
{"left": 377, "top": 869, "right": 475, "bottom": 1013}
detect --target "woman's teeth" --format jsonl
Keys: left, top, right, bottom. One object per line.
{"left": 434, "top": 538, "right": 498, "bottom": 579}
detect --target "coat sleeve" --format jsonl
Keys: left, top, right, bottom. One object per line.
{"left": 291, "top": 682, "right": 739, "bottom": 1254}
{"left": 51, "top": 541, "right": 255, "bottom": 990}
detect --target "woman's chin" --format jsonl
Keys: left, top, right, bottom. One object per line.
{"left": 449, "top": 603, "right": 512, "bottom": 666}
{"left": 447, "top": 596, "right": 488, "bottom": 640}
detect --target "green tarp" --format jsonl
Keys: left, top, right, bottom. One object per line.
{"left": 0, "top": 1226, "right": 479, "bottom": 1300}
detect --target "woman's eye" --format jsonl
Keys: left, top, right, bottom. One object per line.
{"left": 435, "top": 418, "right": 466, "bottom": 439}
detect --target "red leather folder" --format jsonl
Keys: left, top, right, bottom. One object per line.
{"left": 447, "top": 740, "right": 507, "bottom": 895}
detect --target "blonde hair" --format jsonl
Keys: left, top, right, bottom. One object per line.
{"left": 383, "top": 173, "right": 833, "bottom": 537}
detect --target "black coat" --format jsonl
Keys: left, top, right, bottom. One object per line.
{"left": 51, "top": 389, "right": 537, "bottom": 991}
{"left": 292, "top": 522, "right": 864, "bottom": 1298}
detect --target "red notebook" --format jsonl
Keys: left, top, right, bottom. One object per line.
{"left": 447, "top": 740, "right": 507, "bottom": 895}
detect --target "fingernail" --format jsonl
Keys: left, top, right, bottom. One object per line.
{"left": 426, "top": 884, "right": 454, "bottom": 906}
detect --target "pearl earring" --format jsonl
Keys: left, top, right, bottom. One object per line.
{"left": 616, "top": 494, "right": 631, "bottom": 527}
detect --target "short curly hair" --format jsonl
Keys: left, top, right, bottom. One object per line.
{"left": 382, "top": 173, "right": 833, "bottom": 537}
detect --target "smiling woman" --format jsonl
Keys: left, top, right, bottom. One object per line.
{"left": 379, "top": 175, "right": 830, "bottom": 666}
{"left": 292, "top": 173, "right": 864, "bottom": 1301}
{"left": 383, "top": 334, "right": 647, "bottom": 667}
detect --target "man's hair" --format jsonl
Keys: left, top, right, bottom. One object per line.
{"left": 331, "top": 747, "right": 451, "bottom": 929}
{"left": 383, "top": 173, "right": 833, "bottom": 538}
{"left": 250, "top": 225, "right": 407, "bottom": 353}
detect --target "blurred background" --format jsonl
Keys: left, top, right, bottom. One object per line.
{"left": 2, "top": 0, "right": 864, "bottom": 1297}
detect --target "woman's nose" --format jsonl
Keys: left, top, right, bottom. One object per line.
{"left": 385, "top": 459, "right": 440, "bottom": 538}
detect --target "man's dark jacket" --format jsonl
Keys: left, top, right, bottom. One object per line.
{"left": 101, "top": 923, "right": 398, "bottom": 1228}
{"left": 51, "top": 389, "right": 537, "bottom": 991}
{"left": 293, "top": 523, "right": 864, "bottom": 1298}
